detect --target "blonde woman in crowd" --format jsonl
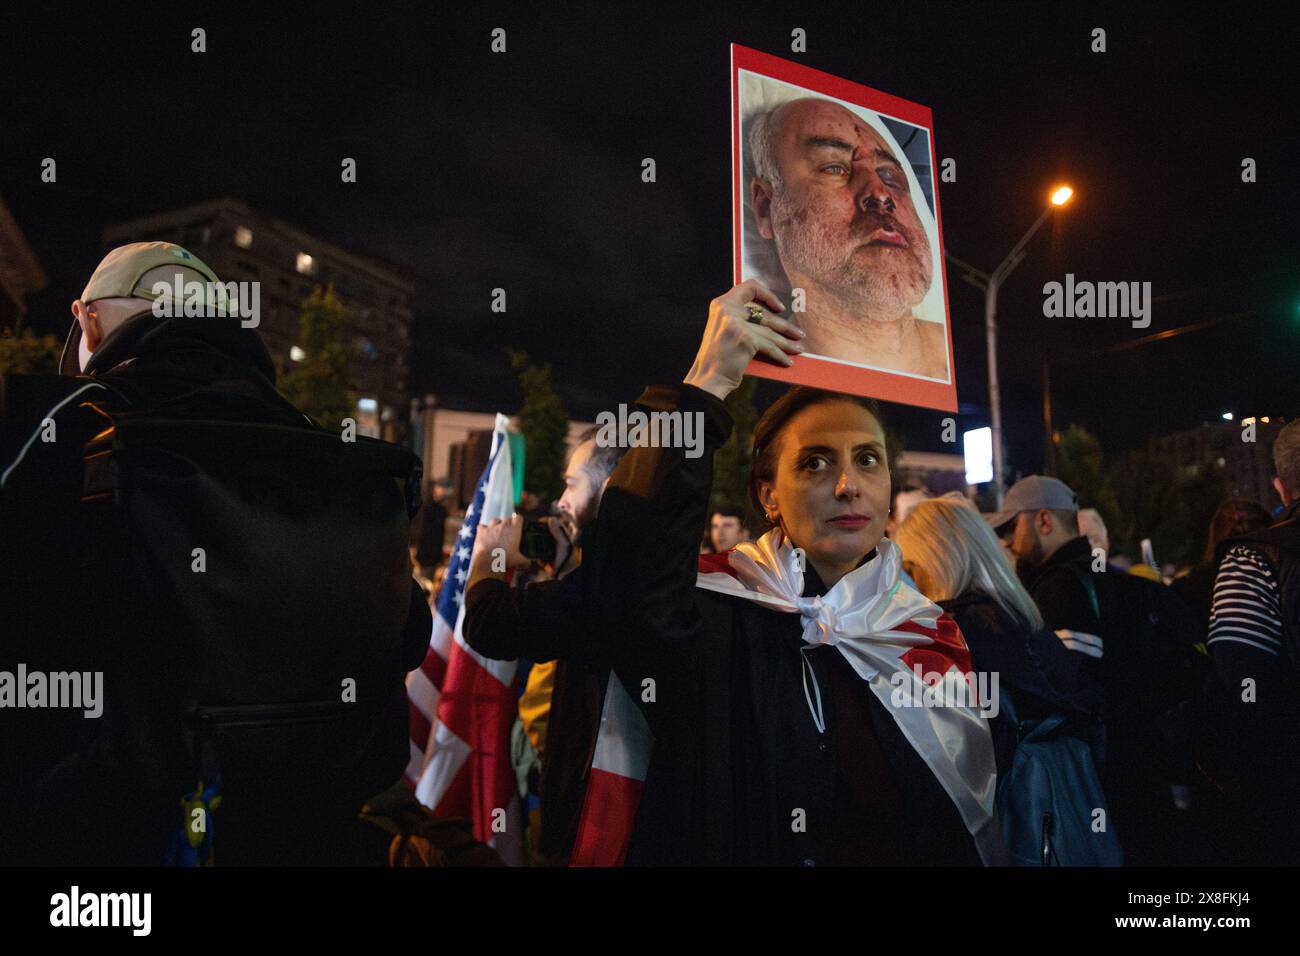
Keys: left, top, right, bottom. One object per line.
{"left": 894, "top": 498, "right": 1099, "bottom": 771}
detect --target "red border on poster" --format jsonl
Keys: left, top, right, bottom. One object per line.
{"left": 731, "top": 43, "right": 958, "bottom": 413}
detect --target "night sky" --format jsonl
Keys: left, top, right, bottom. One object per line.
{"left": 3, "top": 2, "right": 1296, "bottom": 476}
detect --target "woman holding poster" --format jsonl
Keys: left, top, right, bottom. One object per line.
{"left": 578, "top": 280, "right": 1002, "bottom": 866}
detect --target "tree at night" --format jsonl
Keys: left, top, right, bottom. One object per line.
{"left": 509, "top": 348, "right": 569, "bottom": 503}
{"left": 0, "top": 328, "right": 61, "bottom": 376}
{"left": 279, "top": 285, "right": 356, "bottom": 428}
{"left": 1055, "top": 424, "right": 1122, "bottom": 543}
{"left": 710, "top": 375, "right": 758, "bottom": 522}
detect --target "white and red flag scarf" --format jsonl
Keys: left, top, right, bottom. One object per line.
{"left": 571, "top": 529, "right": 1000, "bottom": 866}
{"left": 405, "top": 414, "right": 522, "bottom": 861}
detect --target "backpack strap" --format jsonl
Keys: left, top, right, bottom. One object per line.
{"left": 1064, "top": 560, "right": 1101, "bottom": 622}
{"left": 0, "top": 375, "right": 116, "bottom": 489}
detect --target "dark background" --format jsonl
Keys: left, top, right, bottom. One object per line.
{"left": 2, "top": 1, "right": 1296, "bottom": 474}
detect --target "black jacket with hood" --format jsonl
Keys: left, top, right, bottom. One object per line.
{"left": 0, "top": 310, "right": 430, "bottom": 864}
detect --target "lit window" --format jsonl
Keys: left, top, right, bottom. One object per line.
{"left": 235, "top": 226, "right": 253, "bottom": 248}
{"left": 357, "top": 398, "right": 378, "bottom": 414}
{"left": 289, "top": 346, "right": 306, "bottom": 363}
{"left": 296, "top": 252, "right": 315, "bottom": 275}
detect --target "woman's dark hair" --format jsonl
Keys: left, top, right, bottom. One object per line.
{"left": 749, "top": 386, "right": 885, "bottom": 521}
{"left": 1204, "top": 497, "right": 1271, "bottom": 562}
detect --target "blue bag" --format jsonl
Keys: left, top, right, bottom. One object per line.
{"left": 996, "top": 691, "right": 1124, "bottom": 866}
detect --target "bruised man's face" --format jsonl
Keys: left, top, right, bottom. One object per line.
{"left": 754, "top": 98, "right": 933, "bottom": 317}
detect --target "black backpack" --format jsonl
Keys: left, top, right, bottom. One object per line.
{"left": 3, "top": 374, "right": 426, "bottom": 865}
{"left": 1069, "top": 563, "right": 1206, "bottom": 723}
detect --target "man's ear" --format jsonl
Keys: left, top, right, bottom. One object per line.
{"left": 1274, "top": 476, "right": 1294, "bottom": 507}
{"left": 751, "top": 177, "right": 776, "bottom": 241}
{"left": 1034, "top": 509, "right": 1054, "bottom": 537}
{"left": 72, "top": 299, "right": 103, "bottom": 350}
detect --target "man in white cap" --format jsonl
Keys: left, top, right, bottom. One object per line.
{"left": 63, "top": 240, "right": 231, "bottom": 375}
{"left": 3, "top": 241, "right": 292, "bottom": 492}
{"left": 0, "top": 242, "right": 431, "bottom": 866}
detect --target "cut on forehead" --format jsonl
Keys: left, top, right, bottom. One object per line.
{"left": 771, "top": 97, "right": 893, "bottom": 155}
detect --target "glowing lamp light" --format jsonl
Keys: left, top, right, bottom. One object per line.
{"left": 1050, "top": 185, "right": 1074, "bottom": 206}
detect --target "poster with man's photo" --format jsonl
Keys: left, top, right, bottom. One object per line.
{"left": 732, "top": 44, "right": 957, "bottom": 412}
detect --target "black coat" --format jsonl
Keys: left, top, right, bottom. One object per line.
{"left": 0, "top": 312, "right": 430, "bottom": 864}
{"left": 579, "top": 384, "right": 984, "bottom": 865}
{"left": 464, "top": 567, "right": 608, "bottom": 864}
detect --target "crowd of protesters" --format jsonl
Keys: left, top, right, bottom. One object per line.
{"left": 464, "top": 442, "right": 1300, "bottom": 866}
{"left": 455, "top": 281, "right": 1300, "bottom": 867}
{"left": 4, "top": 253, "right": 1297, "bottom": 867}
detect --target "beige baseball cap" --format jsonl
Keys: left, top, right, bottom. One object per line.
{"left": 61, "top": 241, "right": 230, "bottom": 374}
{"left": 80, "top": 241, "right": 224, "bottom": 307}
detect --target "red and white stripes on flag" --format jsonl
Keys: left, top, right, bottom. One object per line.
{"left": 405, "top": 413, "right": 522, "bottom": 860}
{"left": 569, "top": 673, "right": 652, "bottom": 866}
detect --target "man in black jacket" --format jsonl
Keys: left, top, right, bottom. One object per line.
{"left": 989, "top": 474, "right": 1188, "bottom": 864}
{"left": 0, "top": 242, "right": 430, "bottom": 865}
{"left": 987, "top": 476, "right": 1110, "bottom": 669}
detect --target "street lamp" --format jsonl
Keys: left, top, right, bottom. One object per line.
{"left": 946, "top": 184, "right": 1074, "bottom": 507}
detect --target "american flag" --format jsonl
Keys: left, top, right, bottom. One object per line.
{"left": 405, "top": 414, "right": 522, "bottom": 860}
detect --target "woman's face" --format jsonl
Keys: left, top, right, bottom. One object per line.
{"left": 757, "top": 400, "right": 891, "bottom": 583}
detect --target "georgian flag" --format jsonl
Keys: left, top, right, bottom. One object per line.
{"left": 569, "top": 674, "right": 652, "bottom": 866}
